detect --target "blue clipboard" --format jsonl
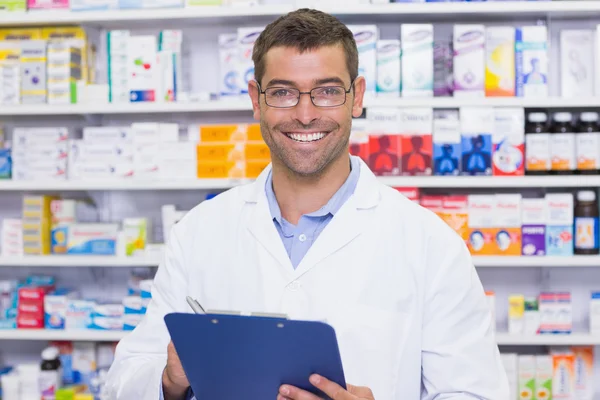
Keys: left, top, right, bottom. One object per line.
{"left": 164, "top": 313, "right": 347, "bottom": 400}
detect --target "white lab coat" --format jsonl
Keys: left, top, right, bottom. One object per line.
{"left": 106, "top": 159, "right": 509, "bottom": 400}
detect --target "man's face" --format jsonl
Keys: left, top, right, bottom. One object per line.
{"left": 248, "top": 45, "right": 365, "bottom": 177}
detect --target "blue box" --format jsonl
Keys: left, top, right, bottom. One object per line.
{"left": 87, "top": 316, "right": 123, "bottom": 330}
{"left": 0, "top": 149, "right": 11, "bottom": 179}
{"left": 91, "top": 303, "right": 124, "bottom": 318}
{"left": 546, "top": 225, "right": 574, "bottom": 256}
{"left": 460, "top": 134, "right": 492, "bottom": 175}
{"left": 0, "top": 318, "right": 16, "bottom": 329}
{"left": 45, "top": 289, "right": 79, "bottom": 330}
{"left": 123, "top": 296, "right": 144, "bottom": 314}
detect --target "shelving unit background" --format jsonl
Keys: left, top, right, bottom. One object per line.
{"left": 2, "top": 2, "right": 600, "bottom": 392}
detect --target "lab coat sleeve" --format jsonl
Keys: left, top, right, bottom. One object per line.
{"left": 105, "top": 223, "right": 190, "bottom": 400}
{"left": 420, "top": 225, "right": 509, "bottom": 400}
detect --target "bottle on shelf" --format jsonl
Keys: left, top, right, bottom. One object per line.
{"left": 574, "top": 190, "right": 600, "bottom": 255}
{"left": 576, "top": 112, "right": 600, "bottom": 175}
{"left": 525, "top": 112, "right": 550, "bottom": 176}
{"left": 550, "top": 112, "right": 576, "bottom": 175}
{"left": 39, "top": 346, "right": 62, "bottom": 400}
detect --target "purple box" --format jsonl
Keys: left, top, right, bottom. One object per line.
{"left": 521, "top": 198, "right": 546, "bottom": 256}
{"left": 434, "top": 41, "right": 453, "bottom": 97}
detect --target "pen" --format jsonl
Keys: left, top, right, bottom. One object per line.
{"left": 186, "top": 296, "right": 206, "bottom": 314}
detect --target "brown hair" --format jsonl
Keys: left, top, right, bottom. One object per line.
{"left": 252, "top": 8, "right": 358, "bottom": 86}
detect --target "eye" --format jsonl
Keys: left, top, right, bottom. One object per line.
{"left": 316, "top": 87, "right": 343, "bottom": 96}
{"left": 269, "top": 88, "right": 294, "bottom": 97}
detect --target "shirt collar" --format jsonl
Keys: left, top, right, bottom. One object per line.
{"left": 265, "top": 156, "right": 361, "bottom": 224}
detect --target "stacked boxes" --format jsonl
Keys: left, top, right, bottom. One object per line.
{"left": 107, "top": 30, "right": 129, "bottom": 104}
{"left": 1, "top": 219, "right": 22, "bottom": 257}
{"left": 87, "top": 303, "right": 124, "bottom": 331}
{"left": 22, "top": 195, "right": 55, "bottom": 255}
{"left": 42, "top": 27, "right": 89, "bottom": 84}
{"left": 11, "top": 127, "right": 69, "bottom": 181}
{"left": 194, "top": 123, "right": 270, "bottom": 179}
{"left": 50, "top": 199, "right": 76, "bottom": 254}
{"left": 70, "top": 126, "right": 133, "bottom": 180}
{"left": 0, "top": 42, "right": 21, "bottom": 105}
{"left": 133, "top": 122, "right": 180, "bottom": 179}
{"left": 20, "top": 40, "right": 47, "bottom": 104}
{"left": 18, "top": 277, "right": 56, "bottom": 329}
{"left": 47, "top": 43, "right": 82, "bottom": 105}
{"left": 348, "top": 25, "right": 378, "bottom": 96}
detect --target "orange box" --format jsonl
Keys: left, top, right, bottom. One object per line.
{"left": 198, "top": 125, "right": 247, "bottom": 142}
{"left": 196, "top": 142, "right": 245, "bottom": 162}
{"left": 494, "top": 194, "right": 522, "bottom": 255}
{"left": 552, "top": 353, "right": 575, "bottom": 396}
{"left": 197, "top": 161, "right": 245, "bottom": 179}
{"left": 467, "top": 195, "right": 496, "bottom": 255}
{"left": 245, "top": 141, "right": 270, "bottom": 160}
{"left": 247, "top": 124, "right": 262, "bottom": 141}
{"left": 246, "top": 160, "right": 270, "bottom": 178}
{"left": 442, "top": 196, "right": 469, "bottom": 244}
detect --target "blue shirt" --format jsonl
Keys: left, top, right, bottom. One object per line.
{"left": 265, "top": 156, "right": 361, "bottom": 269}
{"left": 160, "top": 156, "right": 360, "bottom": 399}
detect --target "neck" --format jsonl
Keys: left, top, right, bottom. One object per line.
{"left": 271, "top": 155, "right": 351, "bottom": 225}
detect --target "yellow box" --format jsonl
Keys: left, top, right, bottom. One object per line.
{"left": 0, "top": 28, "right": 42, "bottom": 40}
{"left": 41, "top": 27, "right": 86, "bottom": 40}
{"left": 22, "top": 195, "right": 55, "bottom": 219}
{"left": 246, "top": 160, "right": 270, "bottom": 178}
{"left": 245, "top": 141, "right": 270, "bottom": 160}
{"left": 247, "top": 124, "right": 262, "bottom": 141}
{"left": 0, "top": 47, "right": 20, "bottom": 64}
{"left": 74, "top": 395, "right": 94, "bottom": 400}
{"left": 197, "top": 161, "right": 245, "bottom": 179}
{"left": 199, "top": 125, "right": 247, "bottom": 142}
{"left": 196, "top": 142, "right": 245, "bottom": 162}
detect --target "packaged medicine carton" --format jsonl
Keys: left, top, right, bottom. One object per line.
{"left": 348, "top": 25, "right": 378, "bottom": 95}
{"left": 545, "top": 193, "right": 574, "bottom": 256}
{"left": 516, "top": 26, "right": 548, "bottom": 98}
{"left": 494, "top": 194, "right": 522, "bottom": 255}
{"left": 492, "top": 108, "right": 525, "bottom": 176}
{"left": 453, "top": 25, "right": 485, "bottom": 98}
{"left": 460, "top": 107, "right": 493, "bottom": 176}
{"left": 401, "top": 24, "right": 433, "bottom": 97}
{"left": 367, "top": 108, "right": 401, "bottom": 176}
{"left": 521, "top": 198, "right": 546, "bottom": 256}
{"left": 433, "top": 110, "right": 461, "bottom": 176}
{"left": 376, "top": 40, "right": 401, "bottom": 97}
{"left": 485, "top": 27, "right": 515, "bottom": 97}
{"left": 400, "top": 108, "right": 433, "bottom": 176}
{"left": 467, "top": 194, "right": 495, "bottom": 255}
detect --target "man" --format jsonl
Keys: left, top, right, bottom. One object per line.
{"left": 106, "top": 9, "right": 509, "bottom": 400}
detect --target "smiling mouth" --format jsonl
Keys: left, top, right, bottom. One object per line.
{"left": 284, "top": 132, "right": 329, "bottom": 143}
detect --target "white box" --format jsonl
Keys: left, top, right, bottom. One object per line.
{"left": 159, "top": 142, "right": 196, "bottom": 162}
{"left": 535, "top": 356, "right": 553, "bottom": 400}
{"left": 128, "top": 36, "right": 158, "bottom": 103}
{"left": 516, "top": 26, "right": 548, "bottom": 98}
{"left": 11, "top": 142, "right": 68, "bottom": 161}
{"left": 237, "top": 27, "right": 263, "bottom": 95}
{"left": 546, "top": 194, "right": 574, "bottom": 226}
{"left": 401, "top": 24, "right": 433, "bottom": 97}
{"left": 348, "top": 25, "right": 378, "bottom": 95}
{"left": 132, "top": 123, "right": 179, "bottom": 143}
{"left": 467, "top": 194, "right": 495, "bottom": 230}
{"left": 219, "top": 33, "right": 239, "bottom": 96}
{"left": 492, "top": 108, "right": 525, "bottom": 175}
{"left": 156, "top": 51, "right": 177, "bottom": 103}
{"left": 518, "top": 355, "right": 536, "bottom": 400}
{"left": 12, "top": 128, "right": 69, "bottom": 146}
{"left": 501, "top": 354, "right": 518, "bottom": 400}
{"left": 453, "top": 25, "right": 485, "bottom": 97}
{"left": 69, "top": 139, "right": 134, "bottom": 164}
{"left": 376, "top": 40, "right": 400, "bottom": 97}
{"left": 561, "top": 30, "right": 594, "bottom": 98}
{"left": 69, "top": 163, "right": 134, "bottom": 180}
{"left": 83, "top": 126, "right": 133, "bottom": 143}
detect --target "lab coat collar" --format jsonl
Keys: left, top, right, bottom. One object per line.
{"left": 240, "top": 157, "right": 380, "bottom": 210}
{"left": 241, "top": 157, "right": 381, "bottom": 278}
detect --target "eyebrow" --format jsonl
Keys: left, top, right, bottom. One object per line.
{"left": 265, "top": 77, "right": 348, "bottom": 88}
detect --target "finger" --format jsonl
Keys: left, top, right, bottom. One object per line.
{"left": 279, "top": 384, "right": 322, "bottom": 400}
{"left": 347, "top": 384, "right": 374, "bottom": 398}
{"left": 309, "top": 375, "right": 353, "bottom": 400}
{"left": 277, "top": 395, "right": 292, "bottom": 400}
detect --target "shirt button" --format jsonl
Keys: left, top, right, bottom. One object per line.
{"left": 288, "top": 281, "right": 301, "bottom": 291}
{"left": 298, "top": 234, "right": 307, "bottom": 242}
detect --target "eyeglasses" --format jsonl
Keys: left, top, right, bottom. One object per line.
{"left": 256, "top": 80, "right": 355, "bottom": 108}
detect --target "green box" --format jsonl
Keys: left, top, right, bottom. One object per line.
{"left": 0, "top": 0, "right": 27, "bottom": 11}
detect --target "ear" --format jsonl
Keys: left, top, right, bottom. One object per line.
{"left": 248, "top": 80, "right": 261, "bottom": 121}
{"left": 350, "top": 76, "right": 366, "bottom": 119}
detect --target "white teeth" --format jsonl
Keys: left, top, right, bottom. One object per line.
{"left": 287, "top": 132, "right": 326, "bottom": 142}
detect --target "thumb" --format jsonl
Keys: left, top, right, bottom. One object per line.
{"left": 347, "top": 384, "right": 374, "bottom": 398}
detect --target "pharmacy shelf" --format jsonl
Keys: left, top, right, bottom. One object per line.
{"left": 3, "top": 2, "right": 600, "bottom": 27}
{"left": 1, "top": 175, "right": 598, "bottom": 192}
{"left": 0, "top": 255, "right": 160, "bottom": 267}
{"left": 473, "top": 256, "right": 600, "bottom": 268}
{"left": 0, "top": 329, "right": 127, "bottom": 341}
{"left": 4, "top": 97, "right": 600, "bottom": 116}
{"left": 495, "top": 333, "right": 600, "bottom": 346}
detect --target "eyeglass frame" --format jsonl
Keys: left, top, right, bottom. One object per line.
{"left": 255, "top": 79, "right": 356, "bottom": 109}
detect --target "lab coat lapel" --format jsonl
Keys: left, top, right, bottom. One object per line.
{"left": 295, "top": 160, "right": 380, "bottom": 277}
{"left": 242, "top": 165, "right": 294, "bottom": 274}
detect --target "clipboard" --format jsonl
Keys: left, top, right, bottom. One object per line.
{"left": 164, "top": 312, "right": 347, "bottom": 400}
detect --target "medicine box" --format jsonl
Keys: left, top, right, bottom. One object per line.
{"left": 592, "top": 292, "right": 600, "bottom": 334}
{"left": 561, "top": 30, "right": 594, "bottom": 98}
{"left": 123, "top": 218, "right": 150, "bottom": 256}
{"left": 0, "top": 43, "right": 21, "bottom": 106}
{"left": 545, "top": 193, "right": 574, "bottom": 256}
{"left": 376, "top": 40, "right": 400, "bottom": 97}
{"left": 433, "top": 41, "right": 453, "bottom": 97}
{"left": 72, "top": 342, "right": 97, "bottom": 387}
{"left": 433, "top": 110, "right": 461, "bottom": 176}
{"left": 66, "top": 223, "right": 119, "bottom": 255}
{"left": 460, "top": 107, "right": 493, "bottom": 176}
{"left": 572, "top": 346, "right": 594, "bottom": 400}
{"left": 50, "top": 199, "right": 76, "bottom": 254}
{"left": 237, "top": 27, "right": 263, "bottom": 95}
{"left": 516, "top": 26, "right": 548, "bottom": 98}
{"left": 441, "top": 196, "right": 468, "bottom": 244}
{"left": 401, "top": 24, "right": 433, "bottom": 97}
{"left": 521, "top": 198, "right": 546, "bottom": 256}
{"left": 485, "top": 27, "right": 515, "bottom": 97}
{"left": 518, "top": 355, "right": 535, "bottom": 400}
{"left": 197, "top": 124, "right": 250, "bottom": 142}
{"left": 87, "top": 316, "right": 123, "bottom": 331}
{"left": 45, "top": 289, "right": 79, "bottom": 329}
{"left": 467, "top": 194, "right": 495, "bottom": 255}
{"left": 399, "top": 108, "right": 433, "bottom": 176}
{"left": 492, "top": 108, "right": 525, "bottom": 176}
{"left": 348, "top": 25, "right": 378, "bottom": 95}
{"left": 70, "top": 0, "right": 117, "bottom": 10}
{"left": 128, "top": 36, "right": 157, "bottom": 103}
{"left": 218, "top": 33, "right": 239, "bottom": 96}
{"left": 12, "top": 127, "right": 69, "bottom": 146}
{"left": 495, "top": 194, "right": 522, "bottom": 255}
{"left": 82, "top": 126, "right": 132, "bottom": 143}
{"left": 535, "top": 355, "right": 552, "bottom": 400}
{"left": 349, "top": 119, "right": 369, "bottom": 164}
{"left": 453, "top": 25, "right": 485, "bottom": 98}
{"left": 552, "top": 353, "right": 575, "bottom": 397}
{"left": 367, "top": 107, "right": 401, "bottom": 176}
{"left": 123, "top": 296, "right": 144, "bottom": 314}
{"left": 65, "top": 300, "right": 95, "bottom": 330}
{"left": 20, "top": 40, "right": 47, "bottom": 104}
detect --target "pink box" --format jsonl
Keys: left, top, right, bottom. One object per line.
{"left": 27, "top": 0, "right": 69, "bottom": 10}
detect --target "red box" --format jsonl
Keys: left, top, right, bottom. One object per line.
{"left": 393, "top": 187, "right": 421, "bottom": 204}
{"left": 18, "top": 302, "right": 44, "bottom": 317}
{"left": 420, "top": 195, "right": 444, "bottom": 215}
{"left": 401, "top": 134, "right": 432, "bottom": 176}
{"left": 18, "top": 287, "right": 47, "bottom": 302}
{"left": 349, "top": 141, "right": 369, "bottom": 165}
{"left": 17, "top": 314, "right": 44, "bottom": 329}
{"left": 368, "top": 133, "right": 401, "bottom": 176}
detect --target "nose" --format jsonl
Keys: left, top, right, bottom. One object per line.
{"left": 293, "top": 92, "right": 320, "bottom": 126}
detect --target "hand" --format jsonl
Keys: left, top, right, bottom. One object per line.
{"left": 278, "top": 374, "right": 374, "bottom": 400}
{"left": 162, "top": 341, "right": 190, "bottom": 400}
